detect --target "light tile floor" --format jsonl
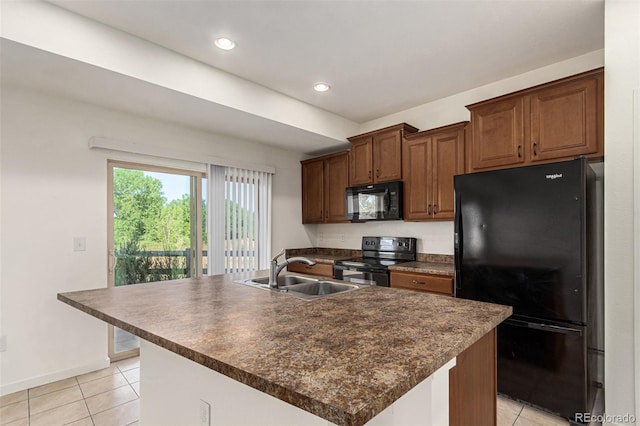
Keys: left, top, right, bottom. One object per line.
{"left": 0, "top": 357, "right": 140, "bottom": 426}
{"left": 2, "top": 357, "right": 572, "bottom": 426}
{"left": 498, "top": 395, "right": 570, "bottom": 426}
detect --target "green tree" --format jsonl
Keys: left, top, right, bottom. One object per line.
{"left": 113, "top": 168, "right": 165, "bottom": 248}
{"left": 153, "top": 194, "right": 191, "bottom": 250}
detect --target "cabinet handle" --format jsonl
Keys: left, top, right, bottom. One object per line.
{"left": 412, "top": 280, "right": 426, "bottom": 285}
{"left": 433, "top": 204, "right": 438, "bottom": 214}
{"left": 533, "top": 142, "right": 538, "bottom": 156}
{"left": 368, "top": 170, "right": 372, "bottom": 179}
{"left": 376, "top": 169, "right": 380, "bottom": 178}
{"left": 428, "top": 204, "right": 432, "bottom": 215}
{"left": 325, "top": 210, "right": 328, "bottom": 220}
{"left": 320, "top": 210, "right": 323, "bottom": 219}
{"left": 517, "top": 145, "right": 522, "bottom": 158}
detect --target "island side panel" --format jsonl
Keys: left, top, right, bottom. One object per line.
{"left": 449, "top": 328, "right": 497, "bottom": 426}
{"left": 139, "top": 340, "right": 330, "bottom": 426}
{"left": 139, "top": 340, "right": 456, "bottom": 426}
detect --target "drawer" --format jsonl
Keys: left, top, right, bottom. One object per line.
{"left": 287, "top": 262, "right": 334, "bottom": 278}
{"left": 390, "top": 271, "right": 453, "bottom": 296}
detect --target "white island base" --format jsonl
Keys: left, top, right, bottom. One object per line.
{"left": 139, "top": 340, "right": 455, "bottom": 426}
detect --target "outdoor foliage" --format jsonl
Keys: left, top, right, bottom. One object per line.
{"left": 113, "top": 168, "right": 195, "bottom": 285}
{"left": 113, "top": 168, "right": 253, "bottom": 285}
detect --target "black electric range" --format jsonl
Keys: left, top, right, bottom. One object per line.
{"left": 333, "top": 236, "right": 417, "bottom": 286}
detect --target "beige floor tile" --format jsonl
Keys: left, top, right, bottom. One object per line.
{"left": 29, "top": 400, "right": 89, "bottom": 426}
{"left": 0, "top": 391, "right": 27, "bottom": 408}
{"left": 0, "top": 400, "right": 28, "bottom": 425}
{"left": 122, "top": 368, "right": 139, "bottom": 384}
{"left": 130, "top": 381, "right": 140, "bottom": 397}
{"left": 114, "top": 356, "right": 140, "bottom": 372}
{"left": 92, "top": 399, "right": 140, "bottom": 426}
{"left": 515, "top": 406, "right": 569, "bottom": 426}
{"left": 29, "top": 377, "right": 78, "bottom": 398}
{"left": 2, "top": 417, "right": 29, "bottom": 426}
{"left": 498, "top": 396, "right": 524, "bottom": 426}
{"left": 85, "top": 385, "right": 137, "bottom": 415}
{"left": 29, "top": 385, "right": 84, "bottom": 415}
{"left": 76, "top": 365, "right": 119, "bottom": 384}
{"left": 65, "top": 416, "right": 94, "bottom": 426}
{"left": 79, "top": 372, "right": 128, "bottom": 398}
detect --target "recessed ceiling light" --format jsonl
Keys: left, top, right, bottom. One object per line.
{"left": 313, "top": 82, "right": 331, "bottom": 92}
{"left": 214, "top": 37, "right": 236, "bottom": 50}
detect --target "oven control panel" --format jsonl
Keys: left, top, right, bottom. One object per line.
{"left": 362, "top": 236, "right": 416, "bottom": 254}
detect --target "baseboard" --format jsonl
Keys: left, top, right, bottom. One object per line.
{"left": 0, "top": 357, "right": 110, "bottom": 396}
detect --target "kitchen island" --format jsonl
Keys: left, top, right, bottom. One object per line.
{"left": 58, "top": 272, "right": 511, "bottom": 426}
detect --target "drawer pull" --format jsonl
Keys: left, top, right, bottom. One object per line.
{"left": 412, "top": 280, "right": 426, "bottom": 285}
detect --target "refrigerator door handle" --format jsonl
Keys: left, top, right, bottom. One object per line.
{"left": 504, "top": 318, "right": 583, "bottom": 336}
{"left": 454, "top": 193, "right": 463, "bottom": 291}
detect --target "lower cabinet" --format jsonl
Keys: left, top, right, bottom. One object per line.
{"left": 449, "top": 328, "right": 497, "bottom": 426}
{"left": 390, "top": 271, "right": 453, "bottom": 296}
{"left": 287, "top": 262, "right": 334, "bottom": 277}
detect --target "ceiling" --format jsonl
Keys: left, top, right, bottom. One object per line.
{"left": 1, "top": 1, "right": 604, "bottom": 153}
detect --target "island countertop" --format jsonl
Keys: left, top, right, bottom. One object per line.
{"left": 58, "top": 272, "right": 511, "bottom": 426}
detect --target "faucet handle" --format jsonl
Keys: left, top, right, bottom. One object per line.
{"left": 271, "top": 249, "right": 286, "bottom": 262}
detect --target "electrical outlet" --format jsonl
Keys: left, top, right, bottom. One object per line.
{"left": 319, "top": 232, "right": 324, "bottom": 242}
{"left": 73, "top": 237, "right": 86, "bottom": 252}
{"left": 199, "top": 399, "right": 211, "bottom": 426}
{"left": 340, "top": 233, "right": 346, "bottom": 242}
{"left": 0, "top": 335, "right": 7, "bottom": 352}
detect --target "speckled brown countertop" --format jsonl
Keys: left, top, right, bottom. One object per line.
{"left": 285, "top": 248, "right": 361, "bottom": 264}
{"left": 58, "top": 272, "right": 511, "bottom": 426}
{"left": 388, "top": 261, "right": 455, "bottom": 277}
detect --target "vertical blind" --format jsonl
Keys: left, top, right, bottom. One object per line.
{"left": 207, "top": 165, "right": 272, "bottom": 274}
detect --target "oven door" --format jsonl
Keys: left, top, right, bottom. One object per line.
{"left": 334, "top": 264, "right": 389, "bottom": 286}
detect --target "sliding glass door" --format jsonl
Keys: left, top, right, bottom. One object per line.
{"left": 107, "top": 161, "right": 206, "bottom": 360}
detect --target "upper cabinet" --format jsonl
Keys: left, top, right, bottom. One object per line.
{"left": 348, "top": 123, "right": 418, "bottom": 185}
{"left": 466, "top": 68, "right": 604, "bottom": 172}
{"left": 403, "top": 122, "right": 467, "bottom": 221}
{"left": 301, "top": 151, "right": 349, "bottom": 224}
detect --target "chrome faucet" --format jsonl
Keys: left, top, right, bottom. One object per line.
{"left": 269, "top": 249, "right": 316, "bottom": 288}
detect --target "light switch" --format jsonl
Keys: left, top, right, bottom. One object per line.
{"left": 73, "top": 237, "right": 86, "bottom": 252}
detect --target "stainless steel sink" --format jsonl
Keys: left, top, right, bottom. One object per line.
{"left": 281, "top": 281, "right": 361, "bottom": 300}
{"left": 250, "top": 275, "right": 317, "bottom": 287}
{"left": 234, "top": 275, "right": 362, "bottom": 300}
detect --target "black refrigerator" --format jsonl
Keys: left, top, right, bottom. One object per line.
{"left": 454, "top": 158, "right": 603, "bottom": 421}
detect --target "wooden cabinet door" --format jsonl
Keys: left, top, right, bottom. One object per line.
{"left": 324, "top": 152, "right": 349, "bottom": 223}
{"left": 402, "top": 136, "right": 431, "bottom": 221}
{"left": 301, "top": 158, "right": 324, "bottom": 223}
{"left": 349, "top": 137, "right": 373, "bottom": 185}
{"left": 373, "top": 131, "right": 403, "bottom": 182}
{"left": 530, "top": 76, "right": 600, "bottom": 161}
{"left": 470, "top": 96, "right": 525, "bottom": 170}
{"left": 450, "top": 329, "right": 497, "bottom": 426}
{"left": 431, "top": 128, "right": 465, "bottom": 220}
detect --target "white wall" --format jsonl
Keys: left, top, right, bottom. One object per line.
{"left": 307, "top": 50, "right": 604, "bottom": 255}
{"left": 0, "top": 85, "right": 312, "bottom": 394}
{"left": 604, "top": 0, "right": 639, "bottom": 423}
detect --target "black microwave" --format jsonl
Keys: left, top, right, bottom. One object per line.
{"left": 345, "top": 181, "right": 403, "bottom": 221}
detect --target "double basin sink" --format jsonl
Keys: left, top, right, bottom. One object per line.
{"left": 235, "top": 275, "right": 362, "bottom": 300}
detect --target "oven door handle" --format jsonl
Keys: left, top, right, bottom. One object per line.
{"left": 334, "top": 264, "right": 386, "bottom": 274}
